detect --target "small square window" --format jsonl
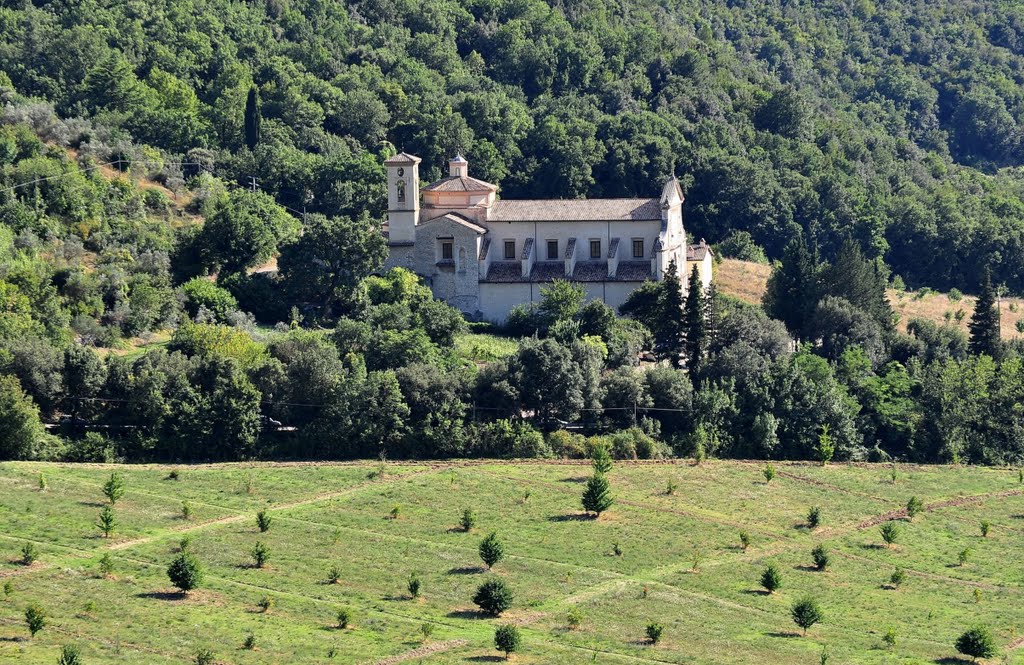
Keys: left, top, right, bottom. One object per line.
{"left": 590, "top": 239, "right": 601, "bottom": 259}
{"left": 547, "top": 240, "right": 559, "bottom": 260}
{"left": 504, "top": 240, "right": 516, "bottom": 260}
{"left": 441, "top": 241, "right": 453, "bottom": 260}
{"left": 632, "top": 239, "right": 644, "bottom": 258}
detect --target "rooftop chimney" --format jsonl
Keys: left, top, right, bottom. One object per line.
{"left": 449, "top": 154, "right": 468, "bottom": 178}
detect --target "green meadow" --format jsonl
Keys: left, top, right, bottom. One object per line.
{"left": 1, "top": 460, "right": 1022, "bottom": 664}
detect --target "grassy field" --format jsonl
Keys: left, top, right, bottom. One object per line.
{"left": 1, "top": 460, "right": 1023, "bottom": 664}
{"left": 716, "top": 258, "right": 1024, "bottom": 339}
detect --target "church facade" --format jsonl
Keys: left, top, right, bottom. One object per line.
{"left": 383, "top": 152, "right": 712, "bottom": 323}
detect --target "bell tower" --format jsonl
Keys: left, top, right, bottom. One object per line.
{"left": 384, "top": 152, "right": 421, "bottom": 245}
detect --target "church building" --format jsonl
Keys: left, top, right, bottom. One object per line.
{"left": 383, "top": 152, "right": 712, "bottom": 323}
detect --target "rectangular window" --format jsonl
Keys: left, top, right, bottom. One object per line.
{"left": 504, "top": 240, "right": 516, "bottom": 260}
{"left": 632, "top": 239, "right": 644, "bottom": 258}
{"left": 590, "top": 239, "right": 602, "bottom": 259}
{"left": 441, "top": 241, "right": 453, "bottom": 261}
{"left": 547, "top": 240, "right": 559, "bottom": 260}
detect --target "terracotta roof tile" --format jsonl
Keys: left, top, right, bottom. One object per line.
{"left": 489, "top": 198, "right": 661, "bottom": 222}
{"left": 687, "top": 243, "right": 712, "bottom": 261}
{"left": 422, "top": 175, "right": 498, "bottom": 192}
{"left": 383, "top": 152, "right": 421, "bottom": 165}
{"left": 615, "top": 261, "right": 654, "bottom": 281}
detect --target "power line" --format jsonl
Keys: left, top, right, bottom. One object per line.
{"left": 0, "top": 160, "right": 203, "bottom": 195}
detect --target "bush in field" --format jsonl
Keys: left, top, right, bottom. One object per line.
{"left": 479, "top": 532, "right": 505, "bottom": 569}
{"left": 57, "top": 644, "right": 82, "bottom": 665}
{"left": 21, "top": 542, "right": 38, "bottom": 565}
{"left": 98, "top": 552, "right": 114, "bottom": 577}
{"left": 168, "top": 552, "right": 204, "bottom": 594}
{"left": 880, "top": 521, "right": 900, "bottom": 547}
{"left": 25, "top": 604, "right": 45, "bottom": 637}
{"left": 255, "top": 509, "right": 271, "bottom": 532}
{"left": 761, "top": 564, "right": 782, "bottom": 593}
{"left": 474, "top": 578, "right": 513, "bottom": 616}
{"left": 592, "top": 445, "right": 613, "bottom": 474}
{"left": 958, "top": 547, "right": 972, "bottom": 566}
{"left": 889, "top": 567, "right": 906, "bottom": 589}
{"left": 460, "top": 508, "right": 477, "bottom": 532}
{"left": 763, "top": 463, "right": 776, "bottom": 483}
{"left": 419, "top": 622, "right": 434, "bottom": 642}
{"left": 179, "top": 535, "right": 193, "bottom": 553}
{"left": 97, "top": 505, "right": 117, "bottom": 538}
{"left": 257, "top": 596, "right": 273, "bottom": 613}
{"left": 791, "top": 597, "right": 823, "bottom": 635}
{"left": 242, "top": 633, "right": 256, "bottom": 650}
{"left": 567, "top": 606, "right": 583, "bottom": 629}
{"left": 102, "top": 473, "right": 125, "bottom": 504}
{"left": 194, "top": 649, "right": 214, "bottom": 665}
{"left": 980, "top": 520, "right": 990, "bottom": 537}
{"left": 581, "top": 473, "right": 614, "bottom": 516}
{"left": 882, "top": 626, "right": 897, "bottom": 649}
{"left": 906, "top": 496, "right": 923, "bottom": 520}
{"left": 181, "top": 501, "right": 193, "bottom": 520}
{"left": 494, "top": 624, "right": 521, "bottom": 659}
{"left": 739, "top": 531, "right": 751, "bottom": 551}
{"left": 327, "top": 565, "right": 341, "bottom": 584}
{"left": 407, "top": 572, "right": 421, "bottom": 598}
{"left": 807, "top": 506, "right": 821, "bottom": 529}
{"left": 336, "top": 608, "right": 352, "bottom": 628}
{"left": 665, "top": 479, "right": 678, "bottom": 495}
{"left": 646, "top": 622, "right": 664, "bottom": 644}
{"left": 251, "top": 541, "right": 269, "bottom": 568}
{"left": 811, "top": 544, "right": 830, "bottom": 571}
{"left": 955, "top": 626, "right": 996, "bottom": 660}
{"left": 3, "top": 581, "right": 13, "bottom": 598}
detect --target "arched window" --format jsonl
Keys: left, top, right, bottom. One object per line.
{"left": 396, "top": 179, "right": 406, "bottom": 203}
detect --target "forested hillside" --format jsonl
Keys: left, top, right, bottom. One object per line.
{"left": 3, "top": 0, "right": 1024, "bottom": 291}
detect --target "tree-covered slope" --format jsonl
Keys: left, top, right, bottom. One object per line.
{"left": 3, "top": 0, "right": 1024, "bottom": 292}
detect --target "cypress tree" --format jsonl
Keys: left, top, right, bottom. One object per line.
{"left": 244, "top": 86, "right": 262, "bottom": 150}
{"left": 968, "top": 267, "right": 1002, "bottom": 359}
{"left": 764, "top": 234, "right": 820, "bottom": 340}
{"left": 659, "top": 259, "right": 685, "bottom": 367}
{"left": 683, "top": 265, "right": 707, "bottom": 376}
{"left": 581, "top": 473, "right": 614, "bottom": 516}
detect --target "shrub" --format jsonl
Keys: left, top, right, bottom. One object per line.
{"left": 194, "top": 649, "right": 214, "bottom": 665}
{"left": 21, "top": 542, "right": 37, "bottom": 566}
{"left": 337, "top": 608, "right": 352, "bottom": 629}
{"left": 592, "top": 445, "right": 613, "bottom": 474}
{"left": 889, "top": 567, "right": 906, "bottom": 588}
{"left": 612, "top": 541, "right": 623, "bottom": 557}
{"left": 25, "top": 604, "right": 45, "bottom": 637}
{"left": 807, "top": 506, "right": 821, "bottom": 529}
{"left": 739, "top": 531, "right": 751, "bottom": 551}
{"left": 327, "top": 565, "right": 341, "bottom": 584}
{"left": 817, "top": 424, "right": 834, "bottom": 465}
{"left": 97, "top": 505, "right": 117, "bottom": 538}
{"left": 182, "top": 277, "right": 239, "bottom": 322}
{"left": 791, "top": 597, "right": 823, "bottom": 635}
{"left": 181, "top": 501, "right": 193, "bottom": 520}
{"left": 906, "top": 496, "right": 923, "bottom": 520}
{"left": 548, "top": 429, "right": 588, "bottom": 458}
{"left": 168, "top": 552, "right": 204, "bottom": 594}
{"left": 389, "top": 505, "right": 401, "bottom": 520}
{"left": 973, "top": 588, "right": 982, "bottom": 603}
{"left": 3, "top": 581, "right": 13, "bottom": 598}
{"left": 958, "top": 547, "right": 971, "bottom": 566}
{"left": 179, "top": 535, "right": 192, "bottom": 553}
{"left": 665, "top": 479, "right": 678, "bottom": 495}
{"left": 479, "top": 532, "right": 505, "bottom": 569}
{"left": 955, "top": 626, "right": 996, "bottom": 660}
{"left": 102, "top": 472, "right": 125, "bottom": 504}
{"left": 474, "top": 578, "right": 513, "bottom": 616}
{"left": 242, "top": 633, "right": 256, "bottom": 650}
{"left": 567, "top": 606, "right": 583, "bottom": 629}
{"left": 811, "top": 544, "right": 830, "bottom": 571}
{"left": 761, "top": 564, "right": 782, "bottom": 593}
{"left": 58, "top": 644, "right": 82, "bottom": 665}
{"left": 460, "top": 508, "right": 477, "bottom": 532}
{"left": 882, "top": 626, "right": 897, "bottom": 648}
{"left": 880, "top": 521, "right": 900, "bottom": 547}
{"left": 251, "top": 541, "right": 269, "bottom": 568}
{"left": 763, "top": 463, "right": 776, "bottom": 483}
{"left": 646, "top": 622, "right": 664, "bottom": 644}
{"left": 255, "top": 509, "right": 271, "bottom": 532}
{"left": 37, "top": 473, "right": 46, "bottom": 491}
{"left": 408, "top": 572, "right": 421, "bottom": 598}
{"left": 98, "top": 552, "right": 114, "bottom": 577}
{"left": 948, "top": 288, "right": 963, "bottom": 302}
{"left": 257, "top": 596, "right": 273, "bottom": 613}
{"left": 494, "top": 623, "right": 522, "bottom": 659}
{"left": 582, "top": 473, "right": 614, "bottom": 516}
{"left": 980, "top": 520, "right": 990, "bottom": 537}
{"left": 166, "top": 470, "right": 180, "bottom": 481}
